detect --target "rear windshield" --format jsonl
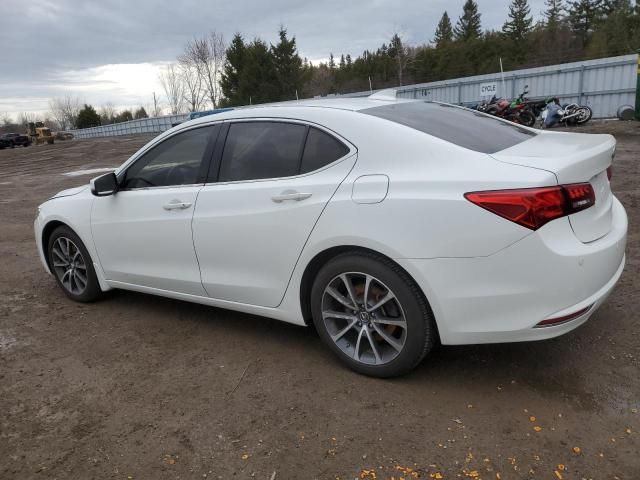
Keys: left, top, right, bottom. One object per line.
{"left": 361, "top": 101, "right": 536, "bottom": 154}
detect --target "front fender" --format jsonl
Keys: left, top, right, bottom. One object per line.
{"left": 35, "top": 192, "right": 112, "bottom": 292}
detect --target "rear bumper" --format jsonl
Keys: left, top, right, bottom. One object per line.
{"left": 398, "top": 196, "right": 627, "bottom": 345}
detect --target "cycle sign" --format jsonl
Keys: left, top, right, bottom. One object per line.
{"left": 480, "top": 82, "right": 498, "bottom": 97}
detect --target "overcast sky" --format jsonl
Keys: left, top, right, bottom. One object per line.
{"left": 0, "top": 0, "right": 547, "bottom": 118}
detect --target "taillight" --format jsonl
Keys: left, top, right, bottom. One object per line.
{"left": 607, "top": 166, "right": 612, "bottom": 181}
{"left": 465, "top": 183, "right": 595, "bottom": 230}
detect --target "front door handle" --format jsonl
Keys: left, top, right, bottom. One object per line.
{"left": 271, "top": 191, "right": 313, "bottom": 203}
{"left": 163, "top": 200, "right": 193, "bottom": 210}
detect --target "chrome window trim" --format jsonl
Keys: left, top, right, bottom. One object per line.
{"left": 116, "top": 183, "right": 205, "bottom": 192}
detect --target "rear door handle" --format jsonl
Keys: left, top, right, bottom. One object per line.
{"left": 271, "top": 191, "right": 313, "bottom": 203}
{"left": 163, "top": 200, "right": 193, "bottom": 210}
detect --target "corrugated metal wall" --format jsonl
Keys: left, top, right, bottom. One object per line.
{"left": 70, "top": 114, "right": 189, "bottom": 139}
{"left": 69, "top": 54, "right": 637, "bottom": 139}
{"left": 395, "top": 54, "right": 637, "bottom": 118}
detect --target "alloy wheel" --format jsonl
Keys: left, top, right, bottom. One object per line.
{"left": 321, "top": 272, "right": 408, "bottom": 365}
{"left": 51, "top": 237, "right": 88, "bottom": 295}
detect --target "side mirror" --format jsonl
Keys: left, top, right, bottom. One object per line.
{"left": 90, "top": 172, "right": 118, "bottom": 197}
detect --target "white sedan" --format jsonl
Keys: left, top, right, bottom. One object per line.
{"left": 34, "top": 96, "right": 627, "bottom": 377}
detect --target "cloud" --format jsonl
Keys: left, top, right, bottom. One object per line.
{"left": 0, "top": 0, "right": 547, "bottom": 117}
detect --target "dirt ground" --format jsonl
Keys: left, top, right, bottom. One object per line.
{"left": 0, "top": 122, "right": 638, "bottom": 480}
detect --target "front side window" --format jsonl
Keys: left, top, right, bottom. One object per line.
{"left": 123, "top": 126, "right": 214, "bottom": 189}
{"left": 218, "top": 122, "right": 306, "bottom": 182}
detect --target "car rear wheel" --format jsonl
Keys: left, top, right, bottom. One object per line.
{"left": 47, "top": 226, "right": 102, "bottom": 302}
{"left": 310, "top": 251, "right": 436, "bottom": 377}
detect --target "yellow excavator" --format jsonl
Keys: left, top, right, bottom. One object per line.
{"left": 27, "top": 122, "right": 54, "bottom": 145}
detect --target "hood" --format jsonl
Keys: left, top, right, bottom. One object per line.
{"left": 50, "top": 185, "right": 88, "bottom": 200}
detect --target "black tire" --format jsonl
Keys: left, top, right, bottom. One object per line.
{"left": 310, "top": 251, "right": 436, "bottom": 378}
{"left": 519, "top": 110, "right": 536, "bottom": 127}
{"left": 47, "top": 225, "right": 102, "bottom": 302}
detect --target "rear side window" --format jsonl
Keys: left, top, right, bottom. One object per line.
{"left": 301, "top": 127, "right": 350, "bottom": 174}
{"left": 219, "top": 122, "right": 306, "bottom": 182}
{"left": 361, "top": 101, "right": 535, "bottom": 154}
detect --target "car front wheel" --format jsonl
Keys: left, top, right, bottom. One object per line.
{"left": 47, "top": 226, "right": 102, "bottom": 302}
{"left": 310, "top": 251, "right": 436, "bottom": 377}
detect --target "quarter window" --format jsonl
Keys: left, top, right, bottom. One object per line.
{"left": 300, "top": 127, "right": 350, "bottom": 174}
{"left": 123, "top": 126, "right": 213, "bottom": 189}
{"left": 218, "top": 122, "right": 306, "bottom": 182}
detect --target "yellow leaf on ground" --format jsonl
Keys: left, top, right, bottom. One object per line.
{"left": 554, "top": 471, "right": 563, "bottom": 480}
{"left": 529, "top": 416, "right": 536, "bottom": 422}
{"left": 241, "top": 454, "right": 249, "bottom": 460}
{"left": 573, "top": 446, "right": 581, "bottom": 454}
{"left": 533, "top": 426, "right": 542, "bottom": 432}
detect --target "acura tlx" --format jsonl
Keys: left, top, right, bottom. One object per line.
{"left": 34, "top": 94, "right": 627, "bottom": 377}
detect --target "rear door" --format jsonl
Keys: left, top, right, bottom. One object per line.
{"left": 192, "top": 120, "right": 357, "bottom": 307}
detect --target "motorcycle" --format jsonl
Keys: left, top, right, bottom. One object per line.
{"left": 484, "top": 87, "right": 536, "bottom": 127}
{"left": 541, "top": 100, "right": 593, "bottom": 127}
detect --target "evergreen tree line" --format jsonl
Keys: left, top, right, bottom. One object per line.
{"left": 218, "top": 0, "right": 640, "bottom": 104}
{"left": 30, "top": 0, "right": 640, "bottom": 129}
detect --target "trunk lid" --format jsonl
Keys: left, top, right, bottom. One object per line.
{"left": 491, "top": 131, "right": 615, "bottom": 243}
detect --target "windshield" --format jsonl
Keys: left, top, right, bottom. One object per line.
{"left": 361, "top": 101, "right": 536, "bottom": 154}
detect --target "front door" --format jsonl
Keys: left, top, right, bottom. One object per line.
{"left": 91, "top": 125, "right": 217, "bottom": 295}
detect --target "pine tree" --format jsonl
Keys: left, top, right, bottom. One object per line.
{"left": 133, "top": 107, "right": 148, "bottom": 119}
{"left": 567, "top": 0, "right": 607, "bottom": 45}
{"left": 544, "top": 0, "right": 565, "bottom": 31}
{"left": 220, "top": 33, "right": 247, "bottom": 106}
{"left": 503, "top": 0, "right": 533, "bottom": 41}
{"left": 454, "top": 0, "right": 482, "bottom": 41}
{"left": 270, "top": 27, "right": 304, "bottom": 100}
{"left": 588, "top": 0, "right": 638, "bottom": 55}
{"left": 76, "top": 104, "right": 101, "bottom": 129}
{"left": 238, "top": 39, "right": 279, "bottom": 104}
{"left": 434, "top": 11, "right": 454, "bottom": 47}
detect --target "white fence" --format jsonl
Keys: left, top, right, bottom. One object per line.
{"left": 395, "top": 54, "right": 637, "bottom": 118}
{"left": 70, "top": 114, "right": 189, "bottom": 139}
{"left": 69, "top": 54, "right": 637, "bottom": 139}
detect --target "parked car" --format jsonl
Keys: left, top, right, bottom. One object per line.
{"left": 55, "top": 131, "right": 74, "bottom": 141}
{"left": 1, "top": 132, "right": 31, "bottom": 147}
{"left": 34, "top": 96, "right": 627, "bottom": 377}
{"left": 0, "top": 137, "right": 11, "bottom": 149}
